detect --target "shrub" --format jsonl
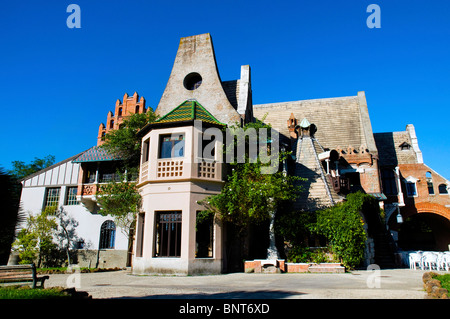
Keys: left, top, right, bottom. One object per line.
{"left": 315, "top": 192, "right": 373, "bottom": 269}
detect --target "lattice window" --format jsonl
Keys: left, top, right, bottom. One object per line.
{"left": 65, "top": 187, "right": 78, "bottom": 205}
{"left": 140, "top": 161, "right": 149, "bottom": 182}
{"left": 44, "top": 187, "right": 60, "bottom": 210}
{"left": 198, "top": 161, "right": 215, "bottom": 179}
{"left": 157, "top": 160, "right": 183, "bottom": 178}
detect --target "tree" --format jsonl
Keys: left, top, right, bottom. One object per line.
{"left": 97, "top": 110, "right": 155, "bottom": 266}
{"left": 100, "top": 111, "right": 157, "bottom": 169}
{"left": 0, "top": 168, "right": 25, "bottom": 264}
{"left": 199, "top": 120, "right": 304, "bottom": 266}
{"left": 12, "top": 206, "right": 82, "bottom": 267}
{"left": 54, "top": 206, "right": 81, "bottom": 267}
{"left": 13, "top": 206, "right": 59, "bottom": 267}
{"left": 96, "top": 178, "right": 142, "bottom": 266}
{"left": 9, "top": 155, "right": 55, "bottom": 180}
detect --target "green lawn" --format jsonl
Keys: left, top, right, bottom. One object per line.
{"left": 0, "top": 286, "right": 71, "bottom": 299}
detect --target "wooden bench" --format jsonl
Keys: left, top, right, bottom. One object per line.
{"left": 0, "top": 264, "right": 49, "bottom": 288}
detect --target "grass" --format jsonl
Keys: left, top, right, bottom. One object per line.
{"left": 434, "top": 273, "right": 450, "bottom": 291}
{"left": 36, "top": 266, "right": 124, "bottom": 274}
{"left": 0, "top": 286, "right": 71, "bottom": 299}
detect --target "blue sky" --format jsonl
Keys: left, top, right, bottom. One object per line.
{"left": 1, "top": 0, "right": 449, "bottom": 179}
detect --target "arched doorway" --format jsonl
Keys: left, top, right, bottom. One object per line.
{"left": 395, "top": 213, "right": 450, "bottom": 251}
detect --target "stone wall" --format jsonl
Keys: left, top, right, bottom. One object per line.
{"left": 74, "top": 249, "right": 128, "bottom": 269}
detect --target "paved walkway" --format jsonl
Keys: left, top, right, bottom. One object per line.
{"left": 45, "top": 268, "right": 430, "bottom": 299}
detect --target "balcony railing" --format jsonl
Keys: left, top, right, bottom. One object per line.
{"left": 138, "top": 158, "right": 222, "bottom": 183}
{"left": 140, "top": 161, "right": 149, "bottom": 183}
{"left": 157, "top": 159, "right": 184, "bottom": 179}
{"left": 197, "top": 160, "right": 217, "bottom": 179}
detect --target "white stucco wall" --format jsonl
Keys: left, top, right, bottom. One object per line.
{"left": 19, "top": 158, "right": 128, "bottom": 251}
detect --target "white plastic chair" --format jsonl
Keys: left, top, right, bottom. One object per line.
{"left": 422, "top": 253, "right": 438, "bottom": 270}
{"left": 409, "top": 253, "right": 423, "bottom": 270}
{"left": 441, "top": 254, "right": 450, "bottom": 271}
{"left": 436, "top": 253, "right": 445, "bottom": 271}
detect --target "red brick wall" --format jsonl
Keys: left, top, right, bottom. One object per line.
{"left": 97, "top": 92, "right": 146, "bottom": 146}
{"left": 399, "top": 163, "right": 450, "bottom": 220}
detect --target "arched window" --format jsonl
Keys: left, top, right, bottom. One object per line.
{"left": 426, "top": 172, "right": 434, "bottom": 195}
{"left": 99, "top": 220, "right": 116, "bottom": 249}
{"left": 439, "top": 184, "right": 448, "bottom": 194}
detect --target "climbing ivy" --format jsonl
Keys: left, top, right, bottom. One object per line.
{"left": 314, "top": 192, "right": 377, "bottom": 269}
{"left": 276, "top": 191, "right": 379, "bottom": 269}
{"left": 199, "top": 120, "right": 303, "bottom": 235}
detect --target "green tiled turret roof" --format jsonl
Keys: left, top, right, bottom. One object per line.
{"left": 155, "top": 99, "right": 225, "bottom": 125}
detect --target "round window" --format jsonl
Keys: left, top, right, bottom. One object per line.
{"left": 183, "top": 72, "right": 202, "bottom": 90}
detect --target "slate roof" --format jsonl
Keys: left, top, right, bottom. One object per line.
{"left": 253, "top": 93, "right": 377, "bottom": 155}
{"left": 293, "top": 132, "right": 342, "bottom": 210}
{"left": 155, "top": 99, "right": 225, "bottom": 125}
{"left": 221, "top": 80, "right": 239, "bottom": 110}
{"left": 72, "top": 146, "right": 121, "bottom": 163}
{"left": 374, "top": 131, "right": 418, "bottom": 167}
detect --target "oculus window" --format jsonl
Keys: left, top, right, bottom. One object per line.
{"left": 183, "top": 72, "right": 202, "bottom": 90}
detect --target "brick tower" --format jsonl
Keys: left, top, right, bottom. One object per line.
{"left": 97, "top": 92, "right": 146, "bottom": 145}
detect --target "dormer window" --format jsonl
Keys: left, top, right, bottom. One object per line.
{"left": 399, "top": 142, "right": 411, "bottom": 151}
{"left": 159, "top": 134, "right": 185, "bottom": 158}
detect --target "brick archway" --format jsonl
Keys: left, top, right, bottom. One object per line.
{"left": 414, "top": 202, "right": 450, "bottom": 221}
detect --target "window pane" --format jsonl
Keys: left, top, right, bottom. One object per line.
{"left": 406, "top": 182, "right": 417, "bottom": 196}
{"left": 100, "top": 220, "right": 116, "bottom": 249}
{"left": 160, "top": 137, "right": 173, "bottom": 159}
{"left": 196, "top": 211, "right": 213, "bottom": 258}
{"left": 65, "top": 187, "right": 78, "bottom": 205}
{"left": 154, "top": 211, "right": 182, "bottom": 257}
{"left": 381, "top": 169, "right": 397, "bottom": 195}
{"left": 44, "top": 188, "right": 60, "bottom": 209}
{"left": 159, "top": 134, "right": 185, "bottom": 159}
{"left": 173, "top": 139, "right": 184, "bottom": 157}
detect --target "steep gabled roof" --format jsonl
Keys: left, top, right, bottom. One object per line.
{"left": 155, "top": 99, "right": 225, "bottom": 125}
